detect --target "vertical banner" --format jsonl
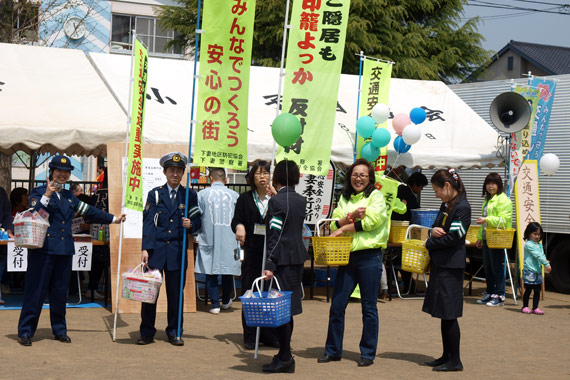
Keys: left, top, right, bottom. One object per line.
{"left": 7, "top": 242, "right": 27, "bottom": 272}
{"left": 357, "top": 59, "right": 392, "bottom": 170}
{"left": 295, "top": 161, "right": 336, "bottom": 225}
{"left": 373, "top": 174, "right": 399, "bottom": 216}
{"left": 72, "top": 241, "right": 93, "bottom": 271}
{"left": 278, "top": 0, "right": 351, "bottom": 175}
{"left": 514, "top": 160, "right": 541, "bottom": 276}
{"left": 125, "top": 39, "right": 148, "bottom": 212}
{"left": 195, "top": 0, "right": 256, "bottom": 170}
{"left": 527, "top": 78, "right": 557, "bottom": 164}
{"left": 508, "top": 86, "right": 539, "bottom": 192}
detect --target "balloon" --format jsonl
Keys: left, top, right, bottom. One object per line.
{"left": 402, "top": 124, "right": 421, "bottom": 145}
{"left": 540, "top": 153, "right": 560, "bottom": 175}
{"left": 371, "top": 128, "right": 391, "bottom": 148}
{"left": 393, "top": 135, "right": 411, "bottom": 154}
{"left": 272, "top": 113, "right": 302, "bottom": 147}
{"left": 356, "top": 116, "right": 376, "bottom": 139}
{"left": 361, "top": 142, "right": 380, "bottom": 162}
{"left": 371, "top": 103, "right": 390, "bottom": 124}
{"left": 410, "top": 107, "right": 427, "bottom": 124}
{"left": 392, "top": 113, "right": 411, "bottom": 135}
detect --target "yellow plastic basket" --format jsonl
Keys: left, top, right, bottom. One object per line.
{"left": 401, "top": 239, "right": 430, "bottom": 274}
{"left": 311, "top": 236, "right": 352, "bottom": 266}
{"left": 485, "top": 228, "right": 516, "bottom": 249}
{"left": 389, "top": 221, "right": 409, "bottom": 244}
{"left": 466, "top": 225, "right": 480, "bottom": 244}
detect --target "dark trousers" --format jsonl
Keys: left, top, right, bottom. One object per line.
{"left": 205, "top": 274, "right": 234, "bottom": 308}
{"left": 18, "top": 253, "right": 73, "bottom": 337}
{"left": 325, "top": 250, "right": 382, "bottom": 360}
{"left": 140, "top": 268, "right": 185, "bottom": 338}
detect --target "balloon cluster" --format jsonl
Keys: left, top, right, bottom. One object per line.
{"left": 272, "top": 113, "right": 302, "bottom": 147}
{"left": 392, "top": 107, "right": 426, "bottom": 153}
{"left": 356, "top": 103, "right": 390, "bottom": 162}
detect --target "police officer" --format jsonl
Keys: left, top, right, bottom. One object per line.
{"left": 138, "top": 152, "right": 201, "bottom": 346}
{"left": 17, "top": 155, "right": 126, "bottom": 346}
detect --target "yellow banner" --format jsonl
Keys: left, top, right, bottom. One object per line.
{"left": 125, "top": 39, "right": 148, "bottom": 212}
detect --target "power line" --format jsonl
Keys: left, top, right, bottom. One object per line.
{"left": 468, "top": 0, "right": 570, "bottom": 14}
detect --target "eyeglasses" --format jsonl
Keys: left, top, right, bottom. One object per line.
{"left": 351, "top": 174, "right": 369, "bottom": 179}
{"left": 254, "top": 171, "right": 270, "bottom": 177}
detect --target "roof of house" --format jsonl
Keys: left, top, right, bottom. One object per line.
{"left": 494, "top": 40, "right": 570, "bottom": 75}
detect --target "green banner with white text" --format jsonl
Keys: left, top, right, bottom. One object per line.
{"left": 194, "top": 0, "right": 256, "bottom": 170}
{"left": 125, "top": 39, "right": 148, "bottom": 212}
{"left": 357, "top": 59, "right": 392, "bottom": 171}
{"left": 277, "top": 0, "right": 351, "bottom": 175}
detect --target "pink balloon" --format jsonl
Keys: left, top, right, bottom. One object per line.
{"left": 392, "top": 113, "right": 411, "bottom": 136}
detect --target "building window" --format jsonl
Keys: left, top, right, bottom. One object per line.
{"left": 110, "top": 14, "right": 182, "bottom": 56}
{"left": 507, "top": 56, "right": 514, "bottom": 71}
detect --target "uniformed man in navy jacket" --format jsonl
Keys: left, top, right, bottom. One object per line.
{"left": 17, "top": 155, "right": 126, "bottom": 346}
{"left": 138, "top": 152, "right": 201, "bottom": 346}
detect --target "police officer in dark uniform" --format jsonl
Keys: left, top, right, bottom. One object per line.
{"left": 138, "top": 152, "right": 201, "bottom": 346}
{"left": 17, "top": 155, "right": 126, "bottom": 346}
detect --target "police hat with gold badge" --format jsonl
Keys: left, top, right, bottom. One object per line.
{"left": 48, "top": 155, "right": 75, "bottom": 171}
{"left": 160, "top": 152, "right": 188, "bottom": 170}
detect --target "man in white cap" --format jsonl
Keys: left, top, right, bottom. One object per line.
{"left": 138, "top": 152, "right": 201, "bottom": 346}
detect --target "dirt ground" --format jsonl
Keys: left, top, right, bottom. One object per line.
{"left": 1, "top": 282, "right": 569, "bottom": 380}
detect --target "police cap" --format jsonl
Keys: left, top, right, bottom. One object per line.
{"left": 48, "top": 155, "right": 74, "bottom": 171}
{"left": 160, "top": 152, "right": 187, "bottom": 169}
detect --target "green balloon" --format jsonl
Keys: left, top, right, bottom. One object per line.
{"left": 272, "top": 113, "right": 302, "bottom": 147}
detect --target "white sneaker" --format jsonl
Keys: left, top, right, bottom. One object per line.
{"left": 209, "top": 307, "right": 220, "bottom": 314}
{"left": 486, "top": 295, "right": 505, "bottom": 307}
{"left": 221, "top": 299, "right": 233, "bottom": 310}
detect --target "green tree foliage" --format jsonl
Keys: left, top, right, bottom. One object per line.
{"left": 157, "top": 0, "right": 490, "bottom": 83}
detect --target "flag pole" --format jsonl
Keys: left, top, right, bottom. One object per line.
{"left": 254, "top": 0, "right": 292, "bottom": 360}
{"left": 353, "top": 51, "right": 364, "bottom": 161}
{"left": 177, "top": 0, "right": 203, "bottom": 340}
{"left": 113, "top": 30, "right": 137, "bottom": 342}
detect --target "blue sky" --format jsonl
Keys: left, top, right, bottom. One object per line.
{"left": 462, "top": 0, "right": 570, "bottom": 52}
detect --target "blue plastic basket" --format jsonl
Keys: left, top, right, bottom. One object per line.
{"left": 239, "top": 277, "right": 292, "bottom": 328}
{"left": 411, "top": 209, "right": 439, "bottom": 228}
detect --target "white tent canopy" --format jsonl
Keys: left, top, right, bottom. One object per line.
{"left": 0, "top": 43, "right": 126, "bottom": 156}
{"left": 1, "top": 43, "right": 501, "bottom": 168}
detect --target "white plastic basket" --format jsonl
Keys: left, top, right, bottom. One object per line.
{"left": 13, "top": 210, "right": 50, "bottom": 249}
{"left": 121, "top": 263, "right": 163, "bottom": 304}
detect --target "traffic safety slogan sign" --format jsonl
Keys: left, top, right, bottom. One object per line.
{"left": 195, "top": 0, "right": 256, "bottom": 170}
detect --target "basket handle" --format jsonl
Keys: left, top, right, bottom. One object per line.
{"left": 315, "top": 218, "right": 340, "bottom": 237}
{"left": 405, "top": 224, "right": 432, "bottom": 240}
{"left": 251, "top": 276, "right": 281, "bottom": 298}
{"left": 496, "top": 217, "right": 506, "bottom": 230}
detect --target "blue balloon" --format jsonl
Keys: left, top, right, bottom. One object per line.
{"left": 371, "top": 128, "right": 391, "bottom": 148}
{"left": 394, "top": 135, "right": 411, "bottom": 154}
{"left": 409, "top": 107, "right": 427, "bottom": 124}
{"left": 361, "top": 142, "right": 380, "bottom": 162}
{"left": 356, "top": 116, "right": 376, "bottom": 139}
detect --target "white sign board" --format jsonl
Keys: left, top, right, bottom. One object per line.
{"left": 72, "top": 241, "right": 93, "bottom": 271}
{"left": 122, "top": 157, "right": 167, "bottom": 238}
{"left": 295, "top": 161, "right": 336, "bottom": 226}
{"left": 7, "top": 242, "right": 27, "bottom": 272}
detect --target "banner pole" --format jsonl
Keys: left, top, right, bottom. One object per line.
{"left": 113, "top": 30, "right": 137, "bottom": 342}
{"left": 254, "top": 0, "right": 292, "bottom": 360}
{"left": 177, "top": 0, "right": 203, "bottom": 340}
{"left": 353, "top": 51, "right": 364, "bottom": 161}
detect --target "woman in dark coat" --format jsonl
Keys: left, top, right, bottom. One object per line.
{"left": 231, "top": 160, "right": 278, "bottom": 350}
{"left": 423, "top": 168, "right": 471, "bottom": 372}
{"left": 262, "top": 159, "right": 309, "bottom": 374}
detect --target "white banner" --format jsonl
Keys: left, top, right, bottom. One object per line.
{"left": 72, "top": 241, "right": 93, "bottom": 271}
{"left": 295, "top": 161, "right": 335, "bottom": 225}
{"left": 7, "top": 242, "right": 28, "bottom": 272}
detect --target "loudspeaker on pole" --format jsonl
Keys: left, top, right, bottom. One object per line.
{"left": 489, "top": 92, "right": 531, "bottom": 133}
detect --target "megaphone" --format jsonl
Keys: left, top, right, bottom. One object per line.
{"left": 489, "top": 92, "right": 531, "bottom": 133}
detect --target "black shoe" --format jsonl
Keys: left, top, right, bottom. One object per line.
{"left": 433, "top": 362, "right": 463, "bottom": 372}
{"left": 136, "top": 336, "right": 154, "bottom": 345}
{"left": 357, "top": 358, "right": 374, "bottom": 367}
{"left": 262, "top": 356, "right": 295, "bottom": 373}
{"left": 424, "top": 357, "right": 447, "bottom": 367}
{"left": 54, "top": 334, "right": 71, "bottom": 343}
{"left": 318, "top": 354, "right": 342, "bottom": 363}
{"left": 18, "top": 335, "right": 32, "bottom": 346}
{"left": 244, "top": 342, "right": 255, "bottom": 350}
{"left": 168, "top": 335, "right": 184, "bottom": 346}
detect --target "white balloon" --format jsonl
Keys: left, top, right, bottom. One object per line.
{"left": 402, "top": 124, "right": 421, "bottom": 145}
{"left": 371, "top": 103, "right": 390, "bottom": 124}
{"left": 540, "top": 153, "right": 560, "bottom": 175}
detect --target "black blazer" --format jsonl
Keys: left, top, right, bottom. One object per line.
{"left": 231, "top": 190, "right": 265, "bottom": 269}
{"left": 265, "top": 187, "right": 309, "bottom": 272}
{"left": 425, "top": 193, "right": 471, "bottom": 269}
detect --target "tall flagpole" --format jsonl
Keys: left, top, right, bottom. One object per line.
{"left": 177, "top": 0, "right": 203, "bottom": 340}
{"left": 113, "top": 30, "right": 137, "bottom": 342}
{"left": 353, "top": 51, "right": 364, "bottom": 161}
{"left": 254, "top": 0, "right": 292, "bottom": 360}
